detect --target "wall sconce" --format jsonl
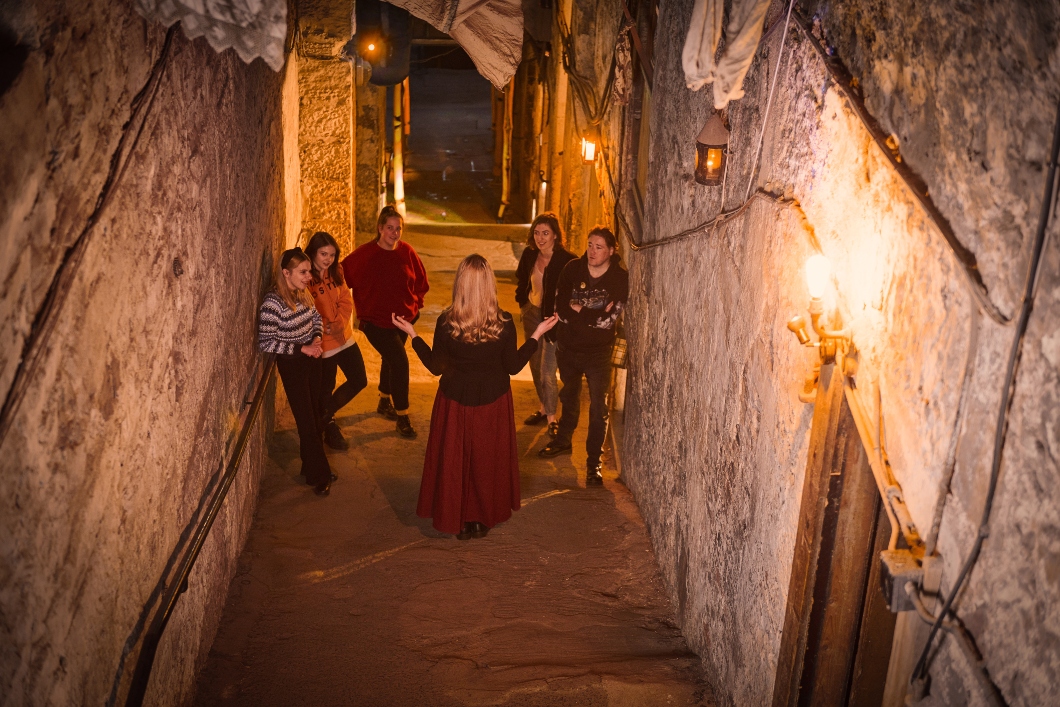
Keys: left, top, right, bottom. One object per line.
{"left": 694, "top": 110, "right": 730, "bottom": 186}
{"left": 786, "top": 255, "right": 854, "bottom": 402}
{"left": 581, "top": 138, "right": 597, "bottom": 163}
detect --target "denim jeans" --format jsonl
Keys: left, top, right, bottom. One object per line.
{"left": 521, "top": 304, "right": 558, "bottom": 416}
{"left": 556, "top": 346, "right": 612, "bottom": 466}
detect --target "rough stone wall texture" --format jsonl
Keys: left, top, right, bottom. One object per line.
{"left": 624, "top": 0, "right": 1060, "bottom": 705}
{"left": 298, "top": 57, "right": 354, "bottom": 253}
{"left": 355, "top": 83, "right": 387, "bottom": 245}
{"left": 0, "top": 1, "right": 285, "bottom": 705}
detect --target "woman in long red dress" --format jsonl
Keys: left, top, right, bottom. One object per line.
{"left": 391, "top": 254, "right": 557, "bottom": 540}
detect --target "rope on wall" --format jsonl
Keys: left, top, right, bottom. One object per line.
{"left": 741, "top": 0, "right": 796, "bottom": 202}
{"left": 555, "top": 10, "right": 620, "bottom": 129}
{"left": 0, "top": 25, "right": 178, "bottom": 448}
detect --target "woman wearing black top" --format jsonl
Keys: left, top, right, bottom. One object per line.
{"left": 538, "top": 227, "right": 628, "bottom": 486}
{"left": 514, "top": 213, "right": 576, "bottom": 437}
{"left": 392, "top": 254, "right": 558, "bottom": 539}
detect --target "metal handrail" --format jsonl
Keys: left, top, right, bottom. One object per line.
{"left": 124, "top": 356, "right": 276, "bottom": 706}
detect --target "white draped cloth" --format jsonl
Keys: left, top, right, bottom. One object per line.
{"left": 386, "top": 0, "right": 524, "bottom": 88}
{"left": 137, "top": 0, "right": 287, "bottom": 71}
{"left": 137, "top": 0, "right": 523, "bottom": 88}
{"left": 682, "top": 0, "right": 771, "bottom": 108}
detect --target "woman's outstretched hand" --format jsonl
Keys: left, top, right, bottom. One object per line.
{"left": 391, "top": 313, "right": 416, "bottom": 337}
{"left": 531, "top": 313, "right": 560, "bottom": 340}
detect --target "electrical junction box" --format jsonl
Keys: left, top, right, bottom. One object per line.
{"left": 879, "top": 549, "right": 923, "bottom": 613}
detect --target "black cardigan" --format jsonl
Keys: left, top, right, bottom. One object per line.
{"left": 554, "top": 254, "right": 629, "bottom": 353}
{"left": 411, "top": 312, "right": 538, "bottom": 406}
{"left": 514, "top": 245, "right": 577, "bottom": 318}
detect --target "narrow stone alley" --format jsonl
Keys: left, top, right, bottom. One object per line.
{"left": 193, "top": 67, "right": 708, "bottom": 705}
{"left": 6, "top": 2, "right": 1058, "bottom": 706}
{"left": 193, "top": 234, "right": 707, "bottom": 706}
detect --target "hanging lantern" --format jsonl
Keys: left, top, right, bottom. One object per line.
{"left": 694, "top": 111, "right": 730, "bottom": 186}
{"left": 581, "top": 138, "right": 597, "bottom": 163}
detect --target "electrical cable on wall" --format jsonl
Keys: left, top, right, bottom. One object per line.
{"left": 909, "top": 94, "right": 1060, "bottom": 699}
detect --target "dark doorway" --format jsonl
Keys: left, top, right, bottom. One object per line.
{"left": 772, "top": 365, "right": 898, "bottom": 707}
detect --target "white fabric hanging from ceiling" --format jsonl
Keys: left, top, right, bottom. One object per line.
{"left": 682, "top": 0, "right": 771, "bottom": 108}
{"left": 386, "top": 0, "right": 524, "bottom": 88}
{"left": 136, "top": 0, "right": 288, "bottom": 71}
{"left": 135, "top": 0, "right": 524, "bottom": 88}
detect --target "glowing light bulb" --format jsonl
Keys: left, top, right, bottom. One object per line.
{"left": 581, "top": 138, "right": 596, "bottom": 162}
{"left": 367, "top": 43, "right": 376, "bottom": 51}
{"left": 805, "top": 254, "right": 831, "bottom": 300}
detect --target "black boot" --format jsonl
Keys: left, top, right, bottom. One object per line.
{"left": 377, "top": 396, "right": 398, "bottom": 420}
{"left": 586, "top": 462, "right": 604, "bottom": 486}
{"left": 396, "top": 414, "right": 417, "bottom": 438}
{"left": 538, "top": 437, "right": 572, "bottom": 457}
{"left": 323, "top": 420, "right": 349, "bottom": 450}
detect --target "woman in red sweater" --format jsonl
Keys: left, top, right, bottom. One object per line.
{"left": 392, "top": 254, "right": 557, "bottom": 539}
{"left": 341, "top": 205, "right": 429, "bottom": 438}
{"left": 305, "top": 231, "right": 367, "bottom": 451}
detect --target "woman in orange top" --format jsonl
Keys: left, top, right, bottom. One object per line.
{"left": 306, "top": 231, "right": 368, "bottom": 450}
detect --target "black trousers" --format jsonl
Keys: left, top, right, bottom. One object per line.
{"left": 361, "top": 321, "right": 411, "bottom": 412}
{"left": 276, "top": 353, "right": 332, "bottom": 485}
{"left": 320, "top": 343, "right": 368, "bottom": 421}
{"left": 556, "top": 346, "right": 612, "bottom": 467}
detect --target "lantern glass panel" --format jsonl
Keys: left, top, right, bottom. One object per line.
{"left": 694, "top": 143, "right": 725, "bottom": 185}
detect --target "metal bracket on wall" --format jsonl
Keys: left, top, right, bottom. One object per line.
{"left": 844, "top": 381, "right": 940, "bottom": 613}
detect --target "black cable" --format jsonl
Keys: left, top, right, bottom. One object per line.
{"left": 910, "top": 95, "right": 1060, "bottom": 688}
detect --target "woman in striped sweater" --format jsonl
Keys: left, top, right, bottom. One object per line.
{"left": 258, "top": 247, "right": 334, "bottom": 496}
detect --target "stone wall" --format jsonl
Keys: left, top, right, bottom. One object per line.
{"left": 298, "top": 57, "right": 354, "bottom": 252}
{"left": 0, "top": 1, "right": 288, "bottom": 704}
{"left": 623, "top": 0, "right": 1060, "bottom": 705}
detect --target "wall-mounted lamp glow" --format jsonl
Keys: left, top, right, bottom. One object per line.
{"left": 367, "top": 43, "right": 376, "bottom": 51}
{"left": 581, "top": 138, "right": 597, "bottom": 163}
{"left": 786, "top": 255, "right": 854, "bottom": 402}
{"left": 805, "top": 254, "right": 831, "bottom": 301}
{"left": 694, "top": 111, "right": 730, "bottom": 186}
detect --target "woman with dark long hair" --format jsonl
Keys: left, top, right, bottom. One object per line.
{"left": 258, "top": 248, "right": 334, "bottom": 496}
{"left": 305, "top": 231, "right": 368, "bottom": 451}
{"left": 342, "top": 205, "right": 429, "bottom": 439}
{"left": 391, "top": 255, "right": 558, "bottom": 539}
{"left": 514, "top": 212, "right": 575, "bottom": 438}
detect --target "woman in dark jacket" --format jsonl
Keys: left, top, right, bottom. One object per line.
{"left": 537, "top": 227, "right": 628, "bottom": 486}
{"left": 514, "top": 212, "right": 576, "bottom": 437}
{"left": 392, "top": 255, "right": 558, "bottom": 539}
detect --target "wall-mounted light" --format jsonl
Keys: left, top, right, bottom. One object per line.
{"left": 367, "top": 42, "right": 376, "bottom": 51}
{"left": 581, "top": 138, "right": 597, "bottom": 163}
{"left": 694, "top": 111, "right": 730, "bottom": 186}
{"left": 805, "top": 254, "right": 830, "bottom": 301}
{"left": 786, "top": 255, "right": 854, "bottom": 401}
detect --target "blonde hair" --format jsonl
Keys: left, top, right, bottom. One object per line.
{"left": 275, "top": 248, "right": 315, "bottom": 312}
{"left": 444, "top": 254, "right": 509, "bottom": 343}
